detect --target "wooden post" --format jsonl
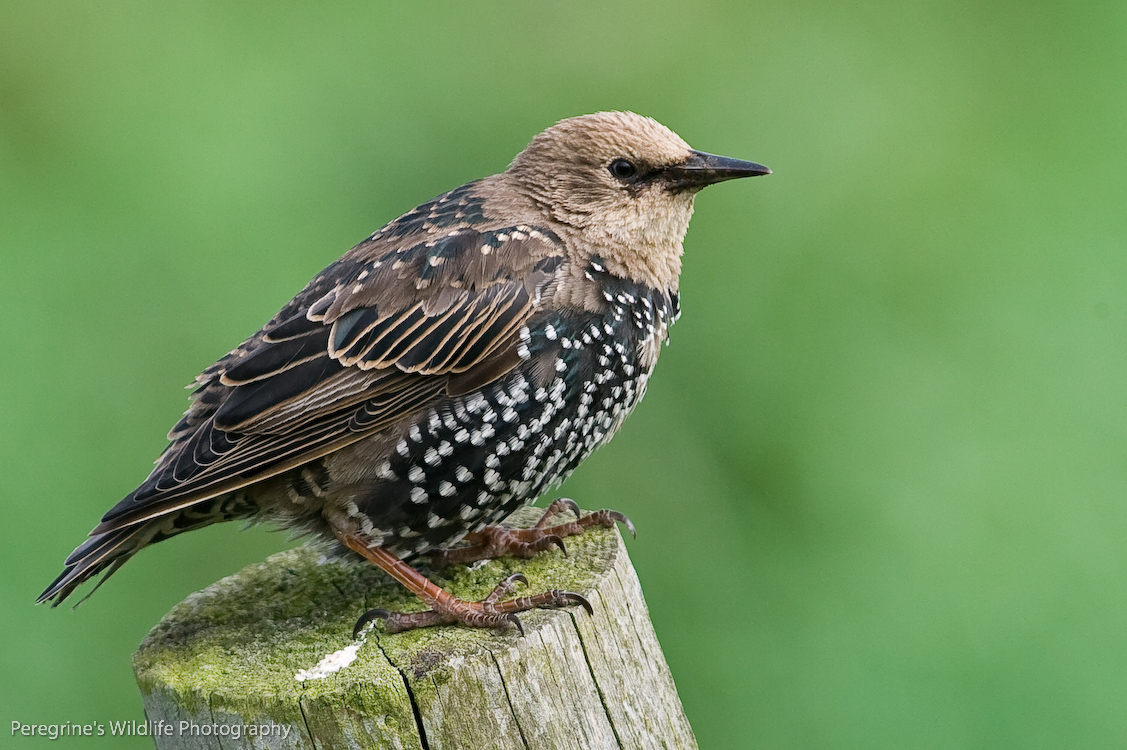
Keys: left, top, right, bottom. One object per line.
{"left": 133, "top": 507, "right": 698, "bottom": 749}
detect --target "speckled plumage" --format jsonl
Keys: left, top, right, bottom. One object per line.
{"left": 41, "top": 112, "right": 769, "bottom": 630}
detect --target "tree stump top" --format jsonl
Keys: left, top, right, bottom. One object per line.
{"left": 133, "top": 506, "right": 697, "bottom": 749}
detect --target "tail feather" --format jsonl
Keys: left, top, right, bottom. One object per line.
{"left": 39, "top": 490, "right": 256, "bottom": 607}
{"left": 37, "top": 526, "right": 148, "bottom": 607}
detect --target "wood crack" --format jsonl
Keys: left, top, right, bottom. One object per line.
{"left": 568, "top": 607, "right": 625, "bottom": 750}
{"left": 487, "top": 646, "right": 530, "bottom": 749}
{"left": 373, "top": 632, "right": 430, "bottom": 750}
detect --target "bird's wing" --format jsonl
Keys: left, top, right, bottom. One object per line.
{"left": 94, "top": 208, "right": 564, "bottom": 534}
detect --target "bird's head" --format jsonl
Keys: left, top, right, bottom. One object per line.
{"left": 505, "top": 111, "right": 769, "bottom": 290}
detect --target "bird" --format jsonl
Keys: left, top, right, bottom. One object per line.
{"left": 39, "top": 111, "right": 770, "bottom": 634}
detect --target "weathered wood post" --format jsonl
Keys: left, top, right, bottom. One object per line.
{"left": 133, "top": 507, "right": 698, "bottom": 749}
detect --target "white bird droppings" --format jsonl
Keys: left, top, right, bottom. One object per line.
{"left": 295, "top": 641, "right": 363, "bottom": 681}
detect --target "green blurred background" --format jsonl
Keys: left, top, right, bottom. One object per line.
{"left": 3, "top": 1, "right": 1127, "bottom": 747}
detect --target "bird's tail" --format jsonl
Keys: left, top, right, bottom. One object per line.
{"left": 37, "top": 524, "right": 155, "bottom": 607}
{"left": 40, "top": 489, "right": 261, "bottom": 607}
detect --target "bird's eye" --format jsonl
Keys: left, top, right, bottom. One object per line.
{"left": 608, "top": 158, "right": 637, "bottom": 180}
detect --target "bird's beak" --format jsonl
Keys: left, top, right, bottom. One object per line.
{"left": 665, "top": 150, "right": 771, "bottom": 190}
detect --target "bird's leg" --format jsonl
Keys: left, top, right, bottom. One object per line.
{"left": 339, "top": 530, "right": 591, "bottom": 636}
{"left": 430, "top": 498, "right": 636, "bottom": 568}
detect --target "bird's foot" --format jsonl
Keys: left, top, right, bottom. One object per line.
{"left": 430, "top": 497, "right": 635, "bottom": 568}
{"left": 337, "top": 505, "right": 616, "bottom": 637}
{"left": 353, "top": 572, "right": 591, "bottom": 636}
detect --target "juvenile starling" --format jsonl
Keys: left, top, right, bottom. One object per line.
{"left": 40, "top": 112, "right": 770, "bottom": 633}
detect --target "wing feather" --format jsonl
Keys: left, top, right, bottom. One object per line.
{"left": 94, "top": 211, "right": 565, "bottom": 535}
{"left": 221, "top": 328, "right": 332, "bottom": 385}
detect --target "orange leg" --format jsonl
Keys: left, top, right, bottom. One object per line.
{"left": 338, "top": 529, "right": 592, "bottom": 636}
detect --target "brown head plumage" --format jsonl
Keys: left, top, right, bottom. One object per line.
{"left": 505, "top": 111, "right": 768, "bottom": 291}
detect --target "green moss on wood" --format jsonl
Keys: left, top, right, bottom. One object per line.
{"left": 133, "top": 507, "right": 621, "bottom": 734}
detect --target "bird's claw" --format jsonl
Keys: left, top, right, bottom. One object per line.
{"left": 353, "top": 608, "right": 391, "bottom": 638}
{"left": 352, "top": 575, "right": 592, "bottom": 637}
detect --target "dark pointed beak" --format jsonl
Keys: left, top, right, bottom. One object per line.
{"left": 665, "top": 150, "right": 771, "bottom": 190}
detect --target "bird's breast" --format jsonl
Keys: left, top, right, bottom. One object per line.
{"left": 345, "top": 271, "right": 679, "bottom": 558}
